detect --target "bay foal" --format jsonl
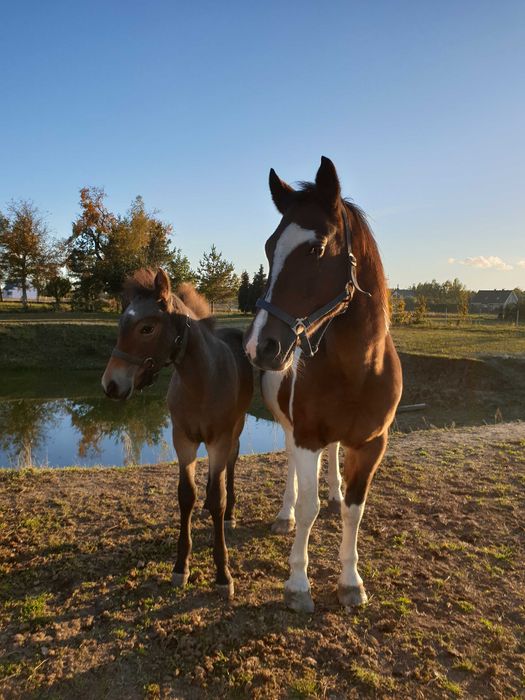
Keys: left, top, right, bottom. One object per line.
{"left": 102, "top": 269, "right": 253, "bottom": 598}
{"left": 245, "top": 157, "right": 403, "bottom": 611}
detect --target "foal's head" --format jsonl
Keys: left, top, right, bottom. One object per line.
{"left": 102, "top": 269, "right": 181, "bottom": 399}
{"left": 244, "top": 157, "right": 356, "bottom": 371}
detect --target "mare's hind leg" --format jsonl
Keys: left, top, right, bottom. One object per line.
{"left": 272, "top": 430, "right": 298, "bottom": 534}
{"left": 225, "top": 438, "right": 240, "bottom": 529}
{"left": 207, "top": 439, "right": 234, "bottom": 599}
{"left": 326, "top": 442, "right": 343, "bottom": 513}
{"left": 338, "top": 433, "right": 387, "bottom": 607}
{"left": 172, "top": 432, "right": 198, "bottom": 587}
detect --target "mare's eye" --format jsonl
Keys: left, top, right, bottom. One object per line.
{"left": 140, "top": 325, "right": 154, "bottom": 335}
{"left": 309, "top": 245, "right": 325, "bottom": 259}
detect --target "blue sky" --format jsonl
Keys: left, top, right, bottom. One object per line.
{"left": 1, "top": 0, "right": 523, "bottom": 289}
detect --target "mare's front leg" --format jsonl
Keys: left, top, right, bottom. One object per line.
{"left": 172, "top": 431, "right": 198, "bottom": 587}
{"left": 207, "top": 440, "right": 234, "bottom": 599}
{"left": 272, "top": 430, "right": 298, "bottom": 534}
{"left": 284, "top": 445, "right": 322, "bottom": 612}
{"left": 326, "top": 442, "right": 343, "bottom": 513}
{"left": 338, "top": 432, "right": 387, "bottom": 607}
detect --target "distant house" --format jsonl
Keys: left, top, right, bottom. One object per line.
{"left": 391, "top": 288, "right": 416, "bottom": 301}
{"left": 2, "top": 285, "right": 38, "bottom": 301}
{"left": 470, "top": 290, "right": 518, "bottom": 313}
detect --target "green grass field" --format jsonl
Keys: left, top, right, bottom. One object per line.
{"left": 1, "top": 312, "right": 523, "bottom": 371}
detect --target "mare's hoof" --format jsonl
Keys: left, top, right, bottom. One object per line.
{"left": 338, "top": 583, "right": 368, "bottom": 607}
{"left": 327, "top": 498, "right": 342, "bottom": 515}
{"left": 224, "top": 519, "right": 237, "bottom": 530}
{"left": 172, "top": 571, "right": 189, "bottom": 587}
{"left": 284, "top": 587, "right": 315, "bottom": 613}
{"left": 216, "top": 581, "right": 235, "bottom": 600}
{"left": 271, "top": 518, "right": 295, "bottom": 534}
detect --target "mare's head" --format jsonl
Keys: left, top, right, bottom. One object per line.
{"left": 244, "top": 156, "right": 358, "bottom": 371}
{"left": 101, "top": 269, "right": 186, "bottom": 399}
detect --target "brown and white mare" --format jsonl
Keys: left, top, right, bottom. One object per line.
{"left": 102, "top": 269, "right": 253, "bottom": 598}
{"left": 244, "top": 157, "right": 403, "bottom": 612}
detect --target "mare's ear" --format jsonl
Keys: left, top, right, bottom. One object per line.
{"left": 154, "top": 268, "right": 171, "bottom": 307}
{"left": 315, "top": 156, "right": 341, "bottom": 213}
{"left": 269, "top": 168, "right": 295, "bottom": 214}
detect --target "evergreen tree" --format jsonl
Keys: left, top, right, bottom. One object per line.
{"left": 166, "top": 247, "right": 198, "bottom": 288}
{"left": 197, "top": 245, "right": 238, "bottom": 312}
{"left": 248, "top": 264, "right": 267, "bottom": 312}
{"left": 238, "top": 270, "right": 250, "bottom": 312}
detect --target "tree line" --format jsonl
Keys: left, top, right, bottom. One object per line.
{"left": 0, "top": 189, "right": 257, "bottom": 311}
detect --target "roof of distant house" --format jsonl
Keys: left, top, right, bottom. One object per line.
{"left": 391, "top": 288, "right": 415, "bottom": 299}
{"left": 471, "top": 290, "right": 516, "bottom": 305}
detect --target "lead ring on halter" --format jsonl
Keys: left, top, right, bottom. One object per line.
{"left": 255, "top": 202, "right": 371, "bottom": 358}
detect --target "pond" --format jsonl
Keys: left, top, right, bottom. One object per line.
{"left": 0, "top": 370, "right": 284, "bottom": 469}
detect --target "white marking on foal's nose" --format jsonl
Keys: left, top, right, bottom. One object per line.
{"left": 244, "top": 223, "right": 316, "bottom": 360}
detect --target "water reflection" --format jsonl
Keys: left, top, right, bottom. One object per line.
{"left": 0, "top": 394, "right": 284, "bottom": 469}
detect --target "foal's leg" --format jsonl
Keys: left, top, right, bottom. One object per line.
{"left": 225, "top": 438, "right": 240, "bottom": 529}
{"left": 271, "top": 430, "right": 298, "bottom": 534}
{"left": 326, "top": 442, "right": 343, "bottom": 513}
{"left": 284, "top": 445, "right": 322, "bottom": 613}
{"left": 207, "top": 440, "right": 234, "bottom": 599}
{"left": 338, "top": 432, "right": 387, "bottom": 607}
{"left": 172, "top": 433, "right": 199, "bottom": 587}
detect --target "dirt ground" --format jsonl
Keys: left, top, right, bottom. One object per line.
{"left": 1, "top": 423, "right": 524, "bottom": 699}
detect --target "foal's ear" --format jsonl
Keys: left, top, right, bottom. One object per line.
{"left": 315, "top": 156, "right": 341, "bottom": 213}
{"left": 154, "top": 268, "right": 171, "bottom": 306}
{"left": 269, "top": 168, "right": 295, "bottom": 214}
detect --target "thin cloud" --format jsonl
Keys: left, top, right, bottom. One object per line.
{"left": 517, "top": 260, "right": 525, "bottom": 269}
{"left": 448, "top": 256, "right": 513, "bottom": 271}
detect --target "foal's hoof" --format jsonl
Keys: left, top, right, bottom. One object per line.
{"left": 327, "top": 498, "right": 342, "bottom": 515}
{"left": 284, "top": 587, "right": 315, "bottom": 613}
{"left": 224, "top": 519, "right": 237, "bottom": 530}
{"left": 271, "top": 518, "right": 295, "bottom": 534}
{"left": 216, "top": 581, "right": 235, "bottom": 600}
{"left": 338, "top": 583, "right": 368, "bottom": 607}
{"left": 172, "top": 571, "right": 189, "bottom": 587}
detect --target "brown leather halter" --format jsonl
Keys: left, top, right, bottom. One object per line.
{"left": 111, "top": 314, "right": 191, "bottom": 371}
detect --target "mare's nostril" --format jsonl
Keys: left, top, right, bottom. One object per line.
{"left": 105, "top": 380, "right": 118, "bottom": 398}
{"left": 260, "top": 337, "right": 281, "bottom": 361}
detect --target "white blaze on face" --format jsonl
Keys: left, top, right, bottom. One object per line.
{"left": 244, "top": 223, "right": 316, "bottom": 361}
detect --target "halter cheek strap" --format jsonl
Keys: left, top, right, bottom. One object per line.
{"left": 256, "top": 202, "right": 371, "bottom": 358}
{"left": 110, "top": 315, "right": 191, "bottom": 370}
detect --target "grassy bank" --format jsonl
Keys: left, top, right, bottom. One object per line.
{"left": 1, "top": 315, "right": 524, "bottom": 371}
{"left": 0, "top": 424, "right": 524, "bottom": 698}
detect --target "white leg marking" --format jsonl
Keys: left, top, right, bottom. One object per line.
{"left": 339, "top": 502, "right": 365, "bottom": 588}
{"left": 285, "top": 446, "right": 321, "bottom": 593}
{"left": 326, "top": 442, "right": 343, "bottom": 503}
{"left": 276, "top": 431, "right": 298, "bottom": 521}
{"left": 244, "top": 224, "right": 316, "bottom": 361}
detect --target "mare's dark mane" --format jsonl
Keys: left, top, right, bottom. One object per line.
{"left": 123, "top": 269, "right": 214, "bottom": 326}
{"left": 295, "top": 183, "right": 389, "bottom": 314}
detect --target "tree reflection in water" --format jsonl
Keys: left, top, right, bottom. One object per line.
{"left": 64, "top": 395, "right": 170, "bottom": 464}
{"left": 0, "top": 400, "right": 59, "bottom": 468}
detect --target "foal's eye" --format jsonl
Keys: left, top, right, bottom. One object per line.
{"left": 140, "top": 325, "right": 155, "bottom": 335}
{"left": 309, "top": 245, "right": 325, "bottom": 259}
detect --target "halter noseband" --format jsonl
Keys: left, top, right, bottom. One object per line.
{"left": 110, "top": 314, "right": 191, "bottom": 371}
{"left": 256, "top": 203, "right": 371, "bottom": 358}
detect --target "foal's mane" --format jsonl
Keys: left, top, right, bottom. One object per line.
{"left": 123, "top": 269, "right": 213, "bottom": 325}
{"left": 296, "top": 183, "right": 389, "bottom": 314}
